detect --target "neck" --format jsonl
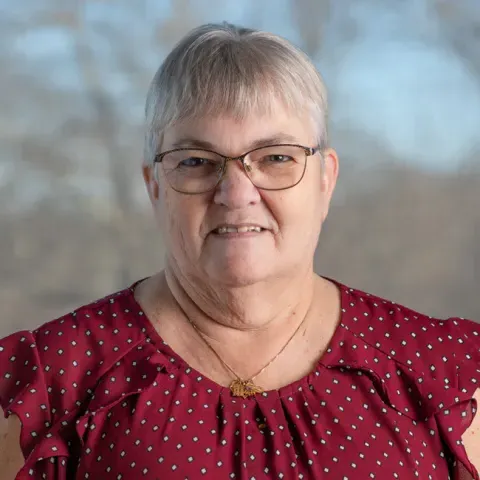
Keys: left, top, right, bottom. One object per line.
{"left": 146, "top": 261, "right": 339, "bottom": 390}
{"left": 164, "top": 258, "right": 317, "bottom": 344}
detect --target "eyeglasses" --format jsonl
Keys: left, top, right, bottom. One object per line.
{"left": 154, "top": 144, "right": 321, "bottom": 194}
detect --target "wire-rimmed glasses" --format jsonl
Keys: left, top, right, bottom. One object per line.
{"left": 154, "top": 144, "right": 321, "bottom": 194}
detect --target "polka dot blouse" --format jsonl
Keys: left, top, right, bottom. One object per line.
{"left": 1, "top": 279, "right": 479, "bottom": 479}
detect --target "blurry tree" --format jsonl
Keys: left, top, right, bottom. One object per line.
{"left": 290, "top": 0, "right": 359, "bottom": 57}
{"left": 290, "top": 0, "right": 331, "bottom": 58}
{"left": 41, "top": 5, "right": 134, "bottom": 287}
{"left": 156, "top": 0, "right": 197, "bottom": 47}
{"left": 433, "top": 0, "right": 480, "bottom": 79}
{"left": 156, "top": 0, "right": 223, "bottom": 48}
{"left": 289, "top": 0, "right": 358, "bottom": 127}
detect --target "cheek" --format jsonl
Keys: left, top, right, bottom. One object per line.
{"left": 162, "top": 195, "right": 206, "bottom": 249}
{"left": 263, "top": 189, "right": 323, "bottom": 252}
{"left": 266, "top": 185, "right": 321, "bottom": 225}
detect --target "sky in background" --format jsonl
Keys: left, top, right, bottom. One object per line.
{"left": 3, "top": 0, "right": 480, "bottom": 172}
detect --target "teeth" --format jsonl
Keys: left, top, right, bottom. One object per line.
{"left": 237, "top": 226, "right": 261, "bottom": 233}
{"left": 216, "top": 226, "right": 262, "bottom": 234}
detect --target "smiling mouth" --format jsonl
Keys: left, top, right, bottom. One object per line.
{"left": 213, "top": 226, "right": 265, "bottom": 235}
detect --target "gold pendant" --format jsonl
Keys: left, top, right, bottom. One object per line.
{"left": 229, "top": 379, "right": 264, "bottom": 398}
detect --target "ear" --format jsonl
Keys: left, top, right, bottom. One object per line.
{"left": 142, "top": 162, "right": 160, "bottom": 203}
{"left": 320, "top": 147, "right": 339, "bottom": 221}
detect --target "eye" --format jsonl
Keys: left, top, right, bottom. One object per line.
{"left": 265, "top": 154, "right": 293, "bottom": 163}
{"left": 179, "top": 157, "right": 210, "bottom": 167}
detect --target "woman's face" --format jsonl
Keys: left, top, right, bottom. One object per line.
{"left": 143, "top": 102, "right": 338, "bottom": 287}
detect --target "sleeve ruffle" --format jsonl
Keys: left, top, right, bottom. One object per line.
{"left": 0, "top": 331, "right": 169, "bottom": 479}
{"left": 0, "top": 330, "right": 71, "bottom": 479}
{"left": 327, "top": 317, "right": 480, "bottom": 480}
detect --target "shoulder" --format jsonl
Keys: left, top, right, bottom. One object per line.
{"left": 337, "top": 282, "right": 480, "bottom": 476}
{"left": 31, "top": 284, "right": 149, "bottom": 371}
{"left": 340, "top": 283, "right": 479, "bottom": 387}
{"left": 0, "top": 283, "right": 155, "bottom": 469}
{"left": 0, "top": 281, "right": 168, "bottom": 472}
{"left": 0, "top": 283, "right": 149, "bottom": 422}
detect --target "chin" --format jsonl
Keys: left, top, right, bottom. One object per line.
{"left": 206, "top": 260, "right": 270, "bottom": 288}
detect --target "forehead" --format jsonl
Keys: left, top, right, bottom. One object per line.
{"left": 162, "top": 102, "right": 317, "bottom": 153}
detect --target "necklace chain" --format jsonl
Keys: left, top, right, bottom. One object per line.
{"left": 186, "top": 314, "right": 308, "bottom": 398}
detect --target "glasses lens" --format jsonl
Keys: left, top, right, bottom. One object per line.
{"left": 245, "top": 145, "right": 307, "bottom": 189}
{"left": 162, "top": 149, "right": 223, "bottom": 193}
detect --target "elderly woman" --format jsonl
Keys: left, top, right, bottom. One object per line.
{"left": 1, "top": 22, "right": 479, "bottom": 480}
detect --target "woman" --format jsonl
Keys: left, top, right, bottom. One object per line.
{"left": 1, "top": 22, "right": 479, "bottom": 480}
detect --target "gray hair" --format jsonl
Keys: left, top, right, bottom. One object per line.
{"left": 144, "top": 22, "right": 329, "bottom": 165}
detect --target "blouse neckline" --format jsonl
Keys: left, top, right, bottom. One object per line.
{"left": 126, "top": 276, "right": 350, "bottom": 402}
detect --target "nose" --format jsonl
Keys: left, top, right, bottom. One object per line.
{"left": 213, "top": 159, "right": 261, "bottom": 208}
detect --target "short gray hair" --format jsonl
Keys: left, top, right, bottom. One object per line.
{"left": 144, "top": 22, "right": 329, "bottom": 165}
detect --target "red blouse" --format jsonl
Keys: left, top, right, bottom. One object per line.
{"left": 1, "top": 279, "right": 479, "bottom": 480}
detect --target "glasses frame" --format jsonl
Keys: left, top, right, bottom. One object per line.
{"left": 154, "top": 143, "right": 322, "bottom": 194}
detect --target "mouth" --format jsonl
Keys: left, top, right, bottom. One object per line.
{"left": 211, "top": 225, "right": 266, "bottom": 235}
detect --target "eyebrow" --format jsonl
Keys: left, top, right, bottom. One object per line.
{"left": 170, "top": 133, "right": 302, "bottom": 151}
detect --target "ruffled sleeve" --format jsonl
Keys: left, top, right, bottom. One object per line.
{"left": 0, "top": 288, "right": 154, "bottom": 479}
{"left": 374, "top": 316, "right": 480, "bottom": 479}
{"left": 327, "top": 309, "right": 480, "bottom": 479}
{"left": 0, "top": 330, "right": 71, "bottom": 479}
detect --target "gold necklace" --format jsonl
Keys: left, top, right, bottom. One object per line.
{"left": 186, "top": 315, "right": 308, "bottom": 399}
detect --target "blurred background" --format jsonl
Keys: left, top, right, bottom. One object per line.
{"left": 1, "top": 0, "right": 479, "bottom": 337}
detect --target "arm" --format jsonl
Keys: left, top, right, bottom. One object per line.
{"left": 462, "top": 388, "right": 480, "bottom": 477}
{"left": 0, "top": 412, "right": 24, "bottom": 480}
